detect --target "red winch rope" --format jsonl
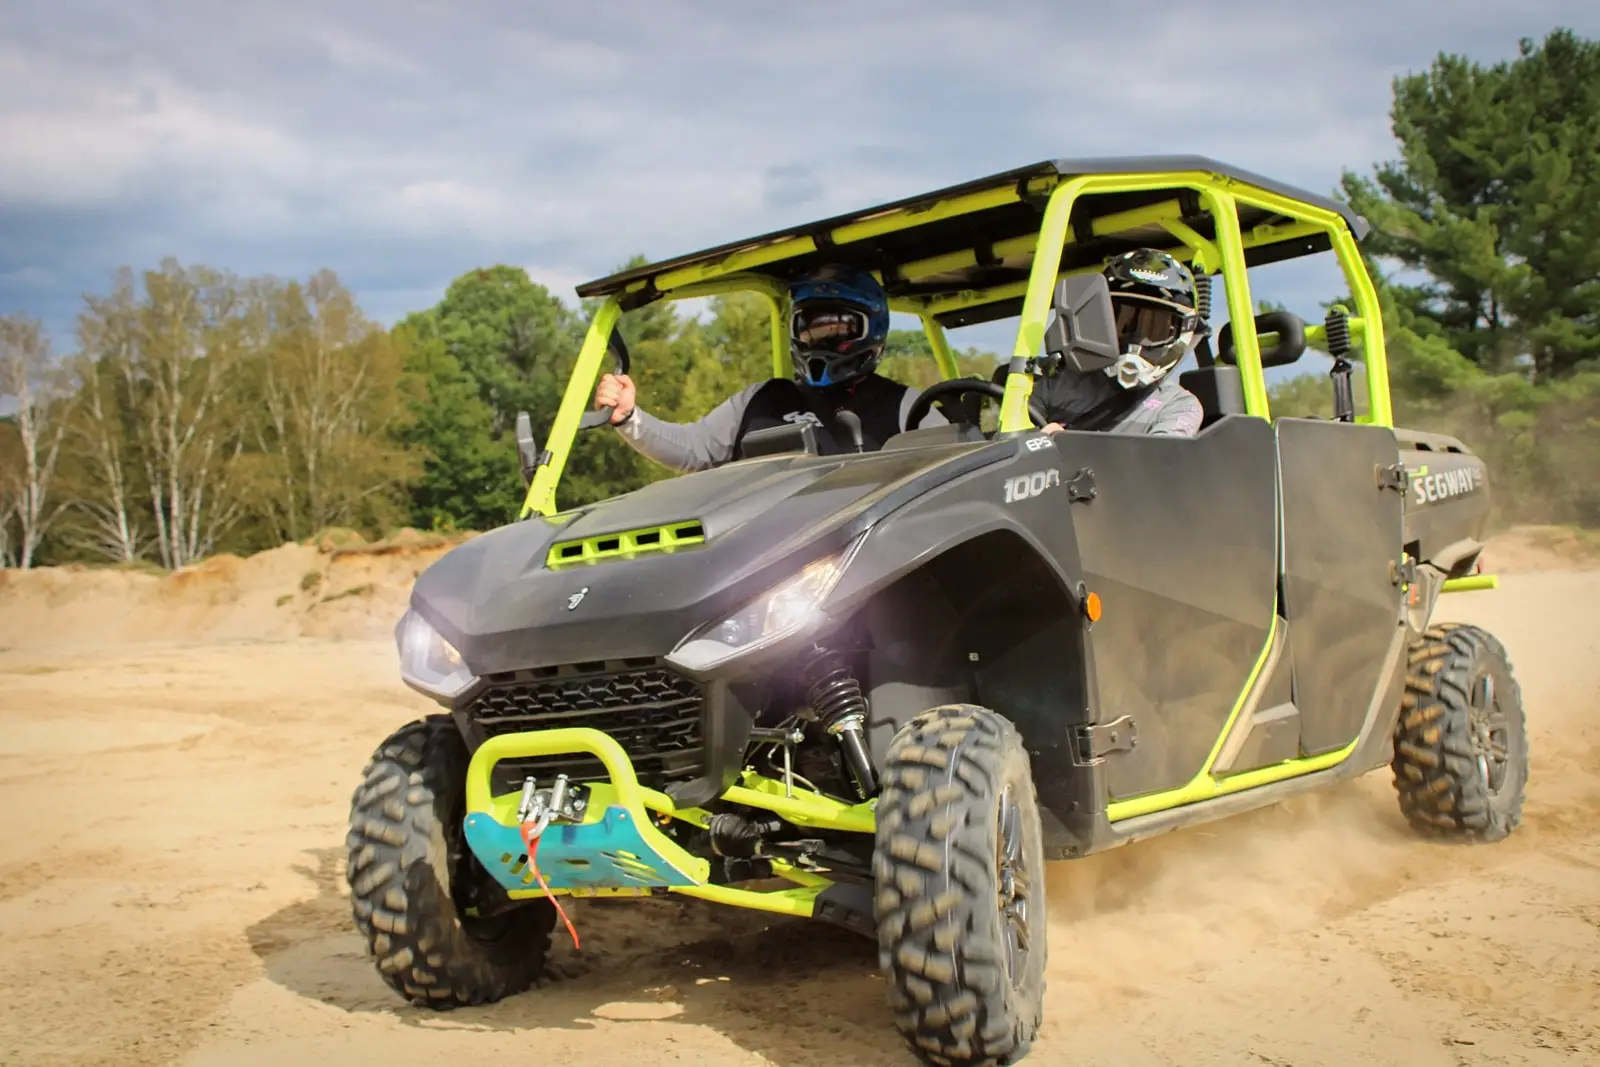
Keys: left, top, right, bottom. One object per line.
{"left": 519, "top": 819, "right": 580, "bottom": 950}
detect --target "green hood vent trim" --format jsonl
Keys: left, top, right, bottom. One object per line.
{"left": 546, "top": 520, "right": 707, "bottom": 568}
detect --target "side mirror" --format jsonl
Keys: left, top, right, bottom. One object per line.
{"left": 1042, "top": 273, "right": 1122, "bottom": 374}
{"left": 515, "top": 411, "right": 542, "bottom": 487}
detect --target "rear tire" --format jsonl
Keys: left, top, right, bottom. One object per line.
{"left": 1391, "top": 623, "right": 1528, "bottom": 842}
{"left": 872, "top": 705, "right": 1047, "bottom": 1067}
{"left": 346, "top": 715, "right": 556, "bottom": 1008}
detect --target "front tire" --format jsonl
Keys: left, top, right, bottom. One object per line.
{"left": 873, "top": 705, "right": 1047, "bottom": 1067}
{"left": 1391, "top": 623, "right": 1528, "bottom": 842}
{"left": 345, "top": 715, "right": 556, "bottom": 1008}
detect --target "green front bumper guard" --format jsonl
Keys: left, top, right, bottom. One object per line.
{"left": 460, "top": 727, "right": 874, "bottom": 919}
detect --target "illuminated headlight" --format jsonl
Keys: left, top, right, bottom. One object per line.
{"left": 395, "top": 609, "right": 478, "bottom": 700}
{"left": 667, "top": 545, "right": 856, "bottom": 674}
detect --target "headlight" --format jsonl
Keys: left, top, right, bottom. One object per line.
{"left": 667, "top": 547, "right": 855, "bottom": 673}
{"left": 395, "top": 609, "right": 478, "bottom": 700}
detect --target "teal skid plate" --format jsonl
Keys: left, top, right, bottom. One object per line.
{"left": 462, "top": 805, "right": 701, "bottom": 892}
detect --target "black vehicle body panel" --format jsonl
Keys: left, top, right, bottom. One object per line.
{"left": 1395, "top": 428, "right": 1492, "bottom": 573}
{"left": 411, "top": 442, "right": 1012, "bottom": 675}
{"left": 1055, "top": 416, "right": 1280, "bottom": 800}
{"left": 1276, "top": 418, "right": 1407, "bottom": 755}
{"left": 406, "top": 400, "right": 1485, "bottom": 858}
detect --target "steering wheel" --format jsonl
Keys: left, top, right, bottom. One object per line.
{"left": 903, "top": 377, "right": 1048, "bottom": 433}
{"left": 579, "top": 328, "right": 634, "bottom": 431}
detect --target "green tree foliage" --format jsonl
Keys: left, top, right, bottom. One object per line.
{"left": 877, "top": 327, "right": 999, "bottom": 389}
{"left": 22, "top": 260, "right": 428, "bottom": 567}
{"left": 390, "top": 316, "right": 517, "bottom": 532}
{"left": 428, "top": 265, "right": 585, "bottom": 436}
{"left": 1340, "top": 29, "right": 1600, "bottom": 379}
{"left": 1269, "top": 274, "right": 1600, "bottom": 527}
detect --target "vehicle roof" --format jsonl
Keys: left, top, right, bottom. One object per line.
{"left": 575, "top": 155, "right": 1369, "bottom": 329}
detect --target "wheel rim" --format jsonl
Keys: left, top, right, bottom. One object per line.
{"left": 996, "top": 785, "right": 1032, "bottom": 988}
{"left": 1468, "top": 671, "right": 1511, "bottom": 796}
{"left": 447, "top": 802, "right": 519, "bottom": 944}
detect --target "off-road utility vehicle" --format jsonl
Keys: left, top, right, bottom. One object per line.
{"left": 346, "top": 156, "right": 1526, "bottom": 1067}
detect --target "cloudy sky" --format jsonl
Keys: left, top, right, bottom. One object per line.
{"left": 4, "top": 0, "right": 1598, "bottom": 362}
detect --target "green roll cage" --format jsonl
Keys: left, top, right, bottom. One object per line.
{"left": 519, "top": 157, "right": 1394, "bottom": 521}
{"left": 460, "top": 161, "right": 1494, "bottom": 921}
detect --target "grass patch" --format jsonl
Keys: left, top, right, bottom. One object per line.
{"left": 308, "top": 526, "right": 368, "bottom": 553}
{"left": 300, "top": 570, "right": 322, "bottom": 592}
{"left": 276, "top": 593, "right": 294, "bottom": 607}
{"left": 321, "top": 583, "right": 376, "bottom": 604}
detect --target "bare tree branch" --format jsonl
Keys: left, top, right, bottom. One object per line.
{"left": 0, "top": 314, "right": 75, "bottom": 568}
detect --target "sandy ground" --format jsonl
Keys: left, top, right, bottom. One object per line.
{"left": 0, "top": 540, "right": 1596, "bottom": 1066}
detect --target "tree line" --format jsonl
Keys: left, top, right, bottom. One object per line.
{"left": 2, "top": 29, "right": 1596, "bottom": 569}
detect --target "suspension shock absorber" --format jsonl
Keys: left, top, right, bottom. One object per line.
{"left": 802, "top": 647, "right": 878, "bottom": 799}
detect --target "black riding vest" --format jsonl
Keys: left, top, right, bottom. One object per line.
{"left": 735, "top": 375, "right": 909, "bottom": 455}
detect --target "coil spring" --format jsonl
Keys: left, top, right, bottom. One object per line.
{"left": 1325, "top": 307, "right": 1351, "bottom": 355}
{"left": 802, "top": 648, "right": 877, "bottom": 798}
{"left": 805, "top": 651, "right": 868, "bottom": 728}
{"left": 1194, "top": 272, "right": 1213, "bottom": 321}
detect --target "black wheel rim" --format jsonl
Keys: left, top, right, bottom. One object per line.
{"left": 1468, "top": 671, "right": 1511, "bottom": 796}
{"left": 447, "top": 800, "right": 519, "bottom": 944}
{"left": 996, "top": 785, "right": 1032, "bottom": 987}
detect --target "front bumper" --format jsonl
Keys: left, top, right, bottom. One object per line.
{"left": 462, "top": 728, "right": 709, "bottom": 894}
{"left": 460, "top": 726, "right": 878, "bottom": 924}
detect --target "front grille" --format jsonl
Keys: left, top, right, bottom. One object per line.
{"left": 465, "top": 659, "right": 705, "bottom": 794}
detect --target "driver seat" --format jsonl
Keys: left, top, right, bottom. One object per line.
{"left": 1178, "top": 365, "right": 1246, "bottom": 429}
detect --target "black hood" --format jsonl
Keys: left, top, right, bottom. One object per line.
{"left": 409, "top": 440, "right": 1010, "bottom": 675}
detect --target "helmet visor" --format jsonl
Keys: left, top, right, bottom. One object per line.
{"left": 792, "top": 303, "right": 868, "bottom": 350}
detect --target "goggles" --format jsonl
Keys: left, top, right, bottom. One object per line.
{"left": 791, "top": 301, "right": 870, "bottom": 350}
{"left": 1114, "top": 295, "right": 1196, "bottom": 352}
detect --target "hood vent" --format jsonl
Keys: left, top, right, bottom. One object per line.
{"left": 546, "top": 519, "right": 706, "bottom": 568}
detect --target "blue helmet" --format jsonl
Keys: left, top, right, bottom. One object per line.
{"left": 787, "top": 265, "right": 890, "bottom": 388}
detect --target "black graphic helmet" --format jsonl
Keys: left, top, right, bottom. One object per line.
{"left": 1100, "top": 249, "right": 1208, "bottom": 389}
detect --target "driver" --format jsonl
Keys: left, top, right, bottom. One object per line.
{"left": 594, "top": 264, "right": 946, "bottom": 472}
{"left": 1032, "top": 249, "right": 1206, "bottom": 437}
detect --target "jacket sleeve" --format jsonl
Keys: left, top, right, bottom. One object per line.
{"left": 614, "top": 383, "right": 764, "bottom": 472}
{"left": 1148, "top": 388, "right": 1204, "bottom": 436}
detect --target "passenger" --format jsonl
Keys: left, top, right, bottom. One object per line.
{"left": 594, "top": 265, "right": 946, "bottom": 471}
{"left": 1032, "top": 249, "right": 1205, "bottom": 437}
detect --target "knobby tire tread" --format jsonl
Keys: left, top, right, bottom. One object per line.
{"left": 873, "top": 704, "right": 1047, "bottom": 1067}
{"left": 1391, "top": 622, "right": 1527, "bottom": 842}
{"left": 346, "top": 714, "right": 555, "bottom": 1009}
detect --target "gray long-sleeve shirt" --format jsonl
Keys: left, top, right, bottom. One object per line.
{"left": 1034, "top": 371, "right": 1203, "bottom": 436}
{"left": 615, "top": 381, "right": 948, "bottom": 473}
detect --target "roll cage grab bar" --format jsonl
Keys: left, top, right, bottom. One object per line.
{"left": 521, "top": 172, "right": 1392, "bottom": 519}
